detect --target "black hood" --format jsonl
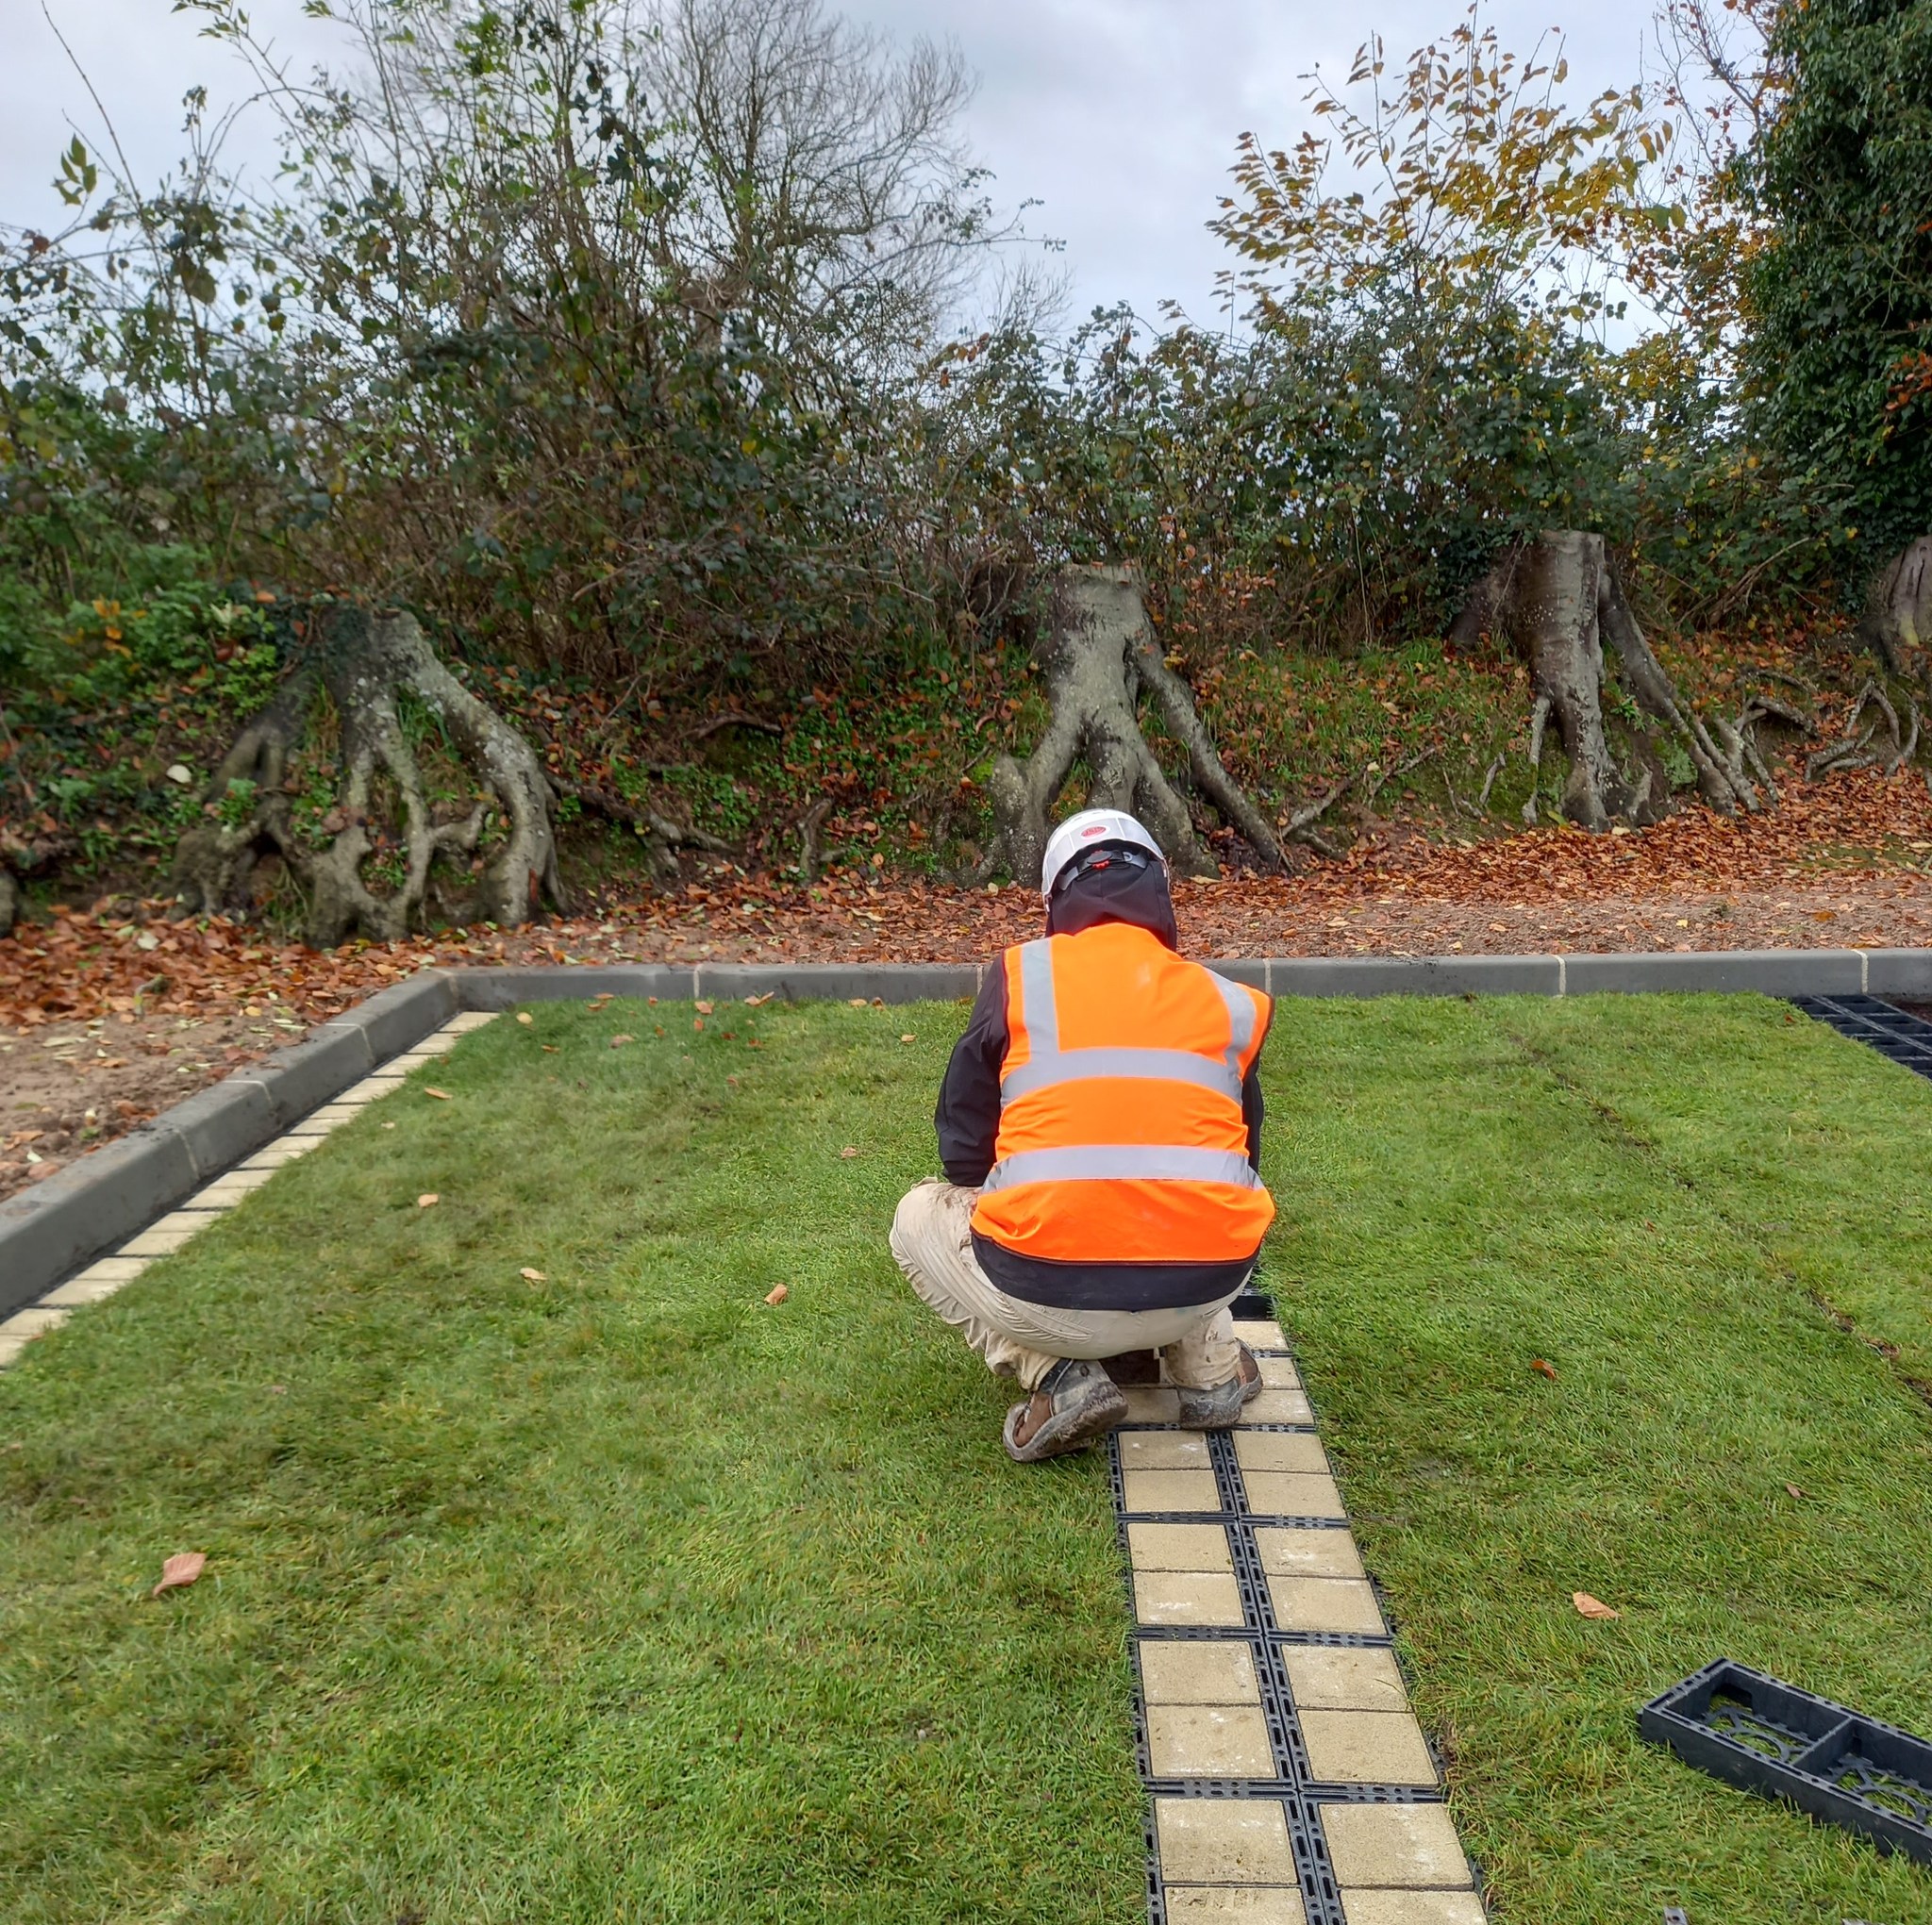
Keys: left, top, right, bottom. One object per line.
{"left": 1045, "top": 855, "right": 1178, "bottom": 949}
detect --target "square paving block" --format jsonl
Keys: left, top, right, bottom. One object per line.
{"left": 1135, "top": 1570, "right": 1246, "bottom": 1627}
{"left": 1166, "top": 1887, "right": 1307, "bottom": 1924}
{"left": 1301, "top": 1711, "right": 1437, "bottom": 1786}
{"left": 1124, "top": 1385, "right": 1182, "bottom": 1423}
{"left": 1120, "top": 1430, "right": 1211, "bottom": 1470}
{"left": 1242, "top": 1472, "right": 1345, "bottom": 1518}
{"left": 1156, "top": 1797, "right": 1299, "bottom": 1884}
{"left": 1231, "top": 1319, "right": 1287, "bottom": 1349}
{"left": 42, "top": 1270, "right": 132, "bottom": 1307}
{"left": 1281, "top": 1646, "right": 1409, "bottom": 1714}
{"left": 1129, "top": 1522, "right": 1233, "bottom": 1572}
{"left": 1148, "top": 1702, "right": 1277, "bottom": 1778}
{"left": 62, "top": 1256, "right": 152, "bottom": 1288}
{"left": 0, "top": 1333, "right": 32, "bottom": 1368}
{"left": 1140, "top": 1639, "right": 1262, "bottom": 1706}
{"left": 192, "top": 1173, "right": 275, "bottom": 1207}
{"left": 120, "top": 1217, "right": 206, "bottom": 1257}
{"left": 1256, "top": 1354, "right": 1301, "bottom": 1388}
{"left": 444, "top": 1011, "right": 498, "bottom": 1032}
{"left": 285, "top": 1115, "right": 350, "bottom": 1137}
{"left": 1124, "top": 1468, "right": 1223, "bottom": 1514}
{"left": 1255, "top": 1528, "right": 1365, "bottom": 1581}
{"left": 1241, "top": 1388, "right": 1313, "bottom": 1424}
{"left": 1268, "top": 1576, "right": 1385, "bottom": 1635}
{"left": 1320, "top": 1804, "right": 1471, "bottom": 1889}
{"left": 175, "top": 1192, "right": 237, "bottom": 1216}
{"left": 337, "top": 1075, "right": 401, "bottom": 1103}
{"left": 1340, "top": 1891, "right": 1486, "bottom": 1925}
{"left": 239, "top": 1137, "right": 318, "bottom": 1169}
{"left": 2, "top": 1306, "right": 69, "bottom": 1338}
{"left": 1233, "top": 1432, "right": 1330, "bottom": 1476}
{"left": 364, "top": 1067, "right": 408, "bottom": 1082}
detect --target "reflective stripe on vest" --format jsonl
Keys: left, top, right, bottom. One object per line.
{"left": 971, "top": 923, "right": 1275, "bottom": 1269}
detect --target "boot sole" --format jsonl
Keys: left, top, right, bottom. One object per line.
{"left": 1003, "top": 1383, "right": 1130, "bottom": 1463}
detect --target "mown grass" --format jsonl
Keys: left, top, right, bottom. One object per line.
{"left": 6, "top": 991, "right": 1932, "bottom": 1923}
{"left": 1267, "top": 992, "right": 1932, "bottom": 1923}
{"left": 0, "top": 999, "right": 1142, "bottom": 1924}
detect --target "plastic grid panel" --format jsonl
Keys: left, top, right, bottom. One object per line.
{"left": 1791, "top": 994, "right": 1932, "bottom": 1081}
{"left": 1118, "top": 1290, "right": 1452, "bottom": 1925}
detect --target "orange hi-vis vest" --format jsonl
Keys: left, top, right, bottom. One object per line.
{"left": 970, "top": 921, "right": 1275, "bottom": 1269}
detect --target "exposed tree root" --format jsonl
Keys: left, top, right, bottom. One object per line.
{"left": 1456, "top": 531, "right": 1761, "bottom": 829}
{"left": 796, "top": 797, "right": 835, "bottom": 885}
{"left": 1859, "top": 537, "right": 1932, "bottom": 677}
{"left": 554, "top": 777, "right": 731, "bottom": 882}
{"left": 986, "top": 564, "right": 1283, "bottom": 885}
{"left": 171, "top": 604, "right": 562, "bottom": 947}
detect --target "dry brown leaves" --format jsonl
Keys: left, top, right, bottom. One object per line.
{"left": 151, "top": 1551, "right": 206, "bottom": 1599}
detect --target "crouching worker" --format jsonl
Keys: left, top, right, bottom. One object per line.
{"left": 890, "top": 808, "right": 1274, "bottom": 1464}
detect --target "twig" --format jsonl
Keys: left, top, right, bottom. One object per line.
{"left": 690, "top": 711, "right": 783, "bottom": 742}
{"left": 1476, "top": 751, "right": 1507, "bottom": 811}
{"left": 553, "top": 777, "right": 732, "bottom": 855}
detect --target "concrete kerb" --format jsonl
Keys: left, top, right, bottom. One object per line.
{"left": 4, "top": 945, "right": 1928, "bottom": 1322}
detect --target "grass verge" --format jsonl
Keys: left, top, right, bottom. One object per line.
{"left": 0, "top": 999, "right": 1142, "bottom": 1924}
{"left": 1266, "top": 992, "right": 1932, "bottom": 1922}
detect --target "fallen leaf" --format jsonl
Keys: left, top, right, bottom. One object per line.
{"left": 764, "top": 1284, "right": 789, "bottom": 1305}
{"left": 1531, "top": 1357, "right": 1558, "bottom": 1379}
{"left": 899, "top": 1033, "right": 916, "bottom": 1043}
{"left": 1786, "top": 1482, "right": 1807, "bottom": 1500}
{"left": 381, "top": 1120, "right": 396, "bottom": 1129}
{"left": 1572, "top": 1591, "right": 1621, "bottom": 1619}
{"left": 417, "top": 1192, "right": 440, "bottom": 1208}
{"left": 848, "top": 998, "right": 868, "bottom": 1007}
{"left": 151, "top": 1551, "right": 207, "bottom": 1598}
{"left": 840, "top": 1145, "right": 859, "bottom": 1158}
{"left": 521, "top": 1267, "right": 547, "bottom": 1283}
{"left": 425, "top": 1087, "right": 452, "bottom": 1101}
{"left": 516, "top": 1011, "right": 534, "bottom": 1025}
{"left": 692, "top": 1017, "right": 705, "bottom": 1032}
{"left": 541, "top": 1044, "right": 558, "bottom": 1054}
{"left": 609, "top": 1034, "right": 635, "bottom": 1047}
{"left": 694, "top": 999, "right": 714, "bottom": 1014}
{"left": 744, "top": 992, "right": 774, "bottom": 1006}
{"left": 267, "top": 1385, "right": 287, "bottom": 1395}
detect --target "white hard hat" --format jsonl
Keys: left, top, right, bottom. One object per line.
{"left": 1039, "top": 808, "right": 1165, "bottom": 902}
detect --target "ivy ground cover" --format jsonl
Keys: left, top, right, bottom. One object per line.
{"left": 4, "top": 992, "right": 1932, "bottom": 1921}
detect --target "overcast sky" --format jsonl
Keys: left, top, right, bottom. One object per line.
{"left": 2, "top": 0, "right": 1661, "bottom": 327}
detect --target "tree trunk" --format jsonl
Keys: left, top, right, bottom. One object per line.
{"left": 0, "top": 870, "right": 17, "bottom": 940}
{"left": 1859, "top": 536, "right": 1932, "bottom": 676}
{"left": 986, "top": 564, "right": 1282, "bottom": 886}
{"left": 1454, "top": 532, "right": 1758, "bottom": 828}
{"left": 171, "top": 603, "right": 563, "bottom": 946}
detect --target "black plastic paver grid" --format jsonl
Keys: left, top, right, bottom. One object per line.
{"left": 1112, "top": 1291, "right": 1445, "bottom": 1925}
{"left": 1791, "top": 995, "right": 1932, "bottom": 1079}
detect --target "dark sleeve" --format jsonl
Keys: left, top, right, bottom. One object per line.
{"left": 935, "top": 965, "right": 1008, "bottom": 1187}
{"left": 1241, "top": 998, "right": 1272, "bottom": 1172}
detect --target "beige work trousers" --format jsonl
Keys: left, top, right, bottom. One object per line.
{"left": 889, "top": 1177, "right": 1242, "bottom": 1394}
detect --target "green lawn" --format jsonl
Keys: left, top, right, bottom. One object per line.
{"left": 4, "top": 991, "right": 1932, "bottom": 1922}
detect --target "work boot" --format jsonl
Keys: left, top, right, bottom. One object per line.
{"left": 1004, "top": 1358, "right": 1130, "bottom": 1464}
{"left": 1176, "top": 1342, "right": 1263, "bottom": 1430}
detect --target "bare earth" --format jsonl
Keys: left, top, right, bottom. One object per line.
{"left": 5, "top": 765, "right": 1930, "bottom": 1203}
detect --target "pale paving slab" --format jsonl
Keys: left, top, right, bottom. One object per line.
{"left": 1148, "top": 1703, "right": 1276, "bottom": 1778}
{"left": 1128, "top": 1522, "right": 1233, "bottom": 1572}
{"left": 1320, "top": 1805, "right": 1472, "bottom": 1889}
{"left": 1340, "top": 1891, "right": 1485, "bottom": 1925}
{"left": 41, "top": 1270, "right": 135, "bottom": 1308}
{"left": 1255, "top": 1354, "right": 1301, "bottom": 1388}
{"left": 1156, "top": 1798, "right": 1299, "bottom": 1884}
{"left": 1268, "top": 1576, "right": 1386, "bottom": 1635}
{"left": 1123, "top": 1385, "right": 1182, "bottom": 1423}
{"left": 0, "top": 1332, "right": 32, "bottom": 1368}
{"left": 1166, "top": 1887, "right": 1307, "bottom": 1924}
{"left": 119, "top": 1214, "right": 209, "bottom": 1257}
{"left": 1280, "top": 1646, "right": 1410, "bottom": 1714}
{"left": 1301, "top": 1711, "right": 1437, "bottom": 1786}
{"left": 1124, "top": 1468, "right": 1222, "bottom": 1513}
{"left": 192, "top": 1169, "right": 279, "bottom": 1206}
{"left": 1232, "top": 1432, "right": 1330, "bottom": 1475}
{"left": 1135, "top": 1571, "right": 1245, "bottom": 1627}
{"left": 1120, "top": 1430, "right": 1211, "bottom": 1470}
{"left": 1254, "top": 1528, "right": 1366, "bottom": 1582}
{"left": 338, "top": 1074, "right": 405, "bottom": 1102}
{"left": 1241, "top": 1471, "right": 1345, "bottom": 1518}
{"left": 2, "top": 1306, "right": 69, "bottom": 1339}
{"left": 1230, "top": 1319, "right": 1286, "bottom": 1349}
{"left": 238, "top": 1137, "right": 319, "bottom": 1169}
{"left": 1239, "top": 1387, "right": 1313, "bottom": 1425}
{"left": 1140, "top": 1639, "right": 1262, "bottom": 1707}
{"left": 443, "top": 1011, "right": 499, "bottom": 1032}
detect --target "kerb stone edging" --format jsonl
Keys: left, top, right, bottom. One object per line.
{"left": 4, "top": 945, "right": 1929, "bottom": 1319}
